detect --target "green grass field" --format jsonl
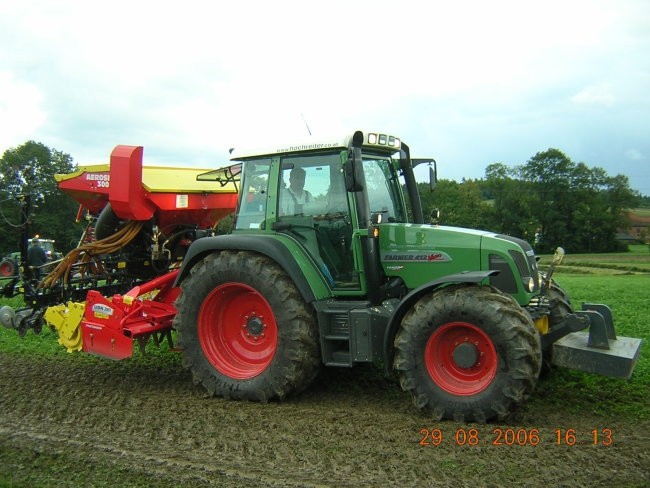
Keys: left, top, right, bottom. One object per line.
{"left": 538, "top": 244, "right": 650, "bottom": 274}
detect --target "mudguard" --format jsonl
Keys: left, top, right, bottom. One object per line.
{"left": 382, "top": 270, "right": 497, "bottom": 373}
{"left": 174, "top": 234, "right": 331, "bottom": 304}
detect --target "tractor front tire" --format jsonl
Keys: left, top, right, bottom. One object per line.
{"left": 394, "top": 285, "right": 542, "bottom": 423}
{"left": 174, "top": 251, "right": 320, "bottom": 402}
{"left": 548, "top": 280, "right": 573, "bottom": 325}
{"left": 540, "top": 280, "right": 574, "bottom": 376}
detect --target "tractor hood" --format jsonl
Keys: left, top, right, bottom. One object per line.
{"left": 377, "top": 223, "right": 535, "bottom": 298}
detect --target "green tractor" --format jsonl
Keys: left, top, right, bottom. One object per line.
{"left": 173, "top": 130, "right": 641, "bottom": 422}
{"left": 0, "top": 238, "right": 61, "bottom": 279}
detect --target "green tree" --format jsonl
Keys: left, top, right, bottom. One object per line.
{"left": 422, "top": 179, "right": 494, "bottom": 229}
{"left": 516, "top": 149, "right": 574, "bottom": 253}
{"left": 423, "top": 149, "right": 637, "bottom": 253}
{"left": 638, "top": 194, "right": 650, "bottom": 207}
{"left": 598, "top": 173, "right": 638, "bottom": 251}
{"left": 499, "top": 148, "right": 638, "bottom": 253}
{"left": 483, "top": 163, "right": 537, "bottom": 241}
{"left": 0, "top": 141, "right": 81, "bottom": 256}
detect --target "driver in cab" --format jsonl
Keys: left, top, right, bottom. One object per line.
{"left": 281, "top": 167, "right": 313, "bottom": 215}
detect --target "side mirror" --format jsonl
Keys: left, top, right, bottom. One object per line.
{"left": 429, "top": 161, "right": 438, "bottom": 191}
{"left": 344, "top": 148, "right": 364, "bottom": 192}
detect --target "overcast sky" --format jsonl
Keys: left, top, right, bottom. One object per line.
{"left": 1, "top": 0, "right": 649, "bottom": 195}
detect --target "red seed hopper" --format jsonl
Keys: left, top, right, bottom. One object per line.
{"left": 55, "top": 145, "right": 238, "bottom": 229}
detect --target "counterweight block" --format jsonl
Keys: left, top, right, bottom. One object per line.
{"left": 551, "top": 303, "right": 642, "bottom": 379}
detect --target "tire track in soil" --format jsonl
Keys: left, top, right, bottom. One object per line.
{"left": 1, "top": 352, "right": 648, "bottom": 487}
{"left": 0, "top": 428, "right": 328, "bottom": 488}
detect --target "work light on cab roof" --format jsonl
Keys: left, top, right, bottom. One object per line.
{"left": 366, "top": 132, "right": 401, "bottom": 149}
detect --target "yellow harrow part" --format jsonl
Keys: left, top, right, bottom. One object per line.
{"left": 44, "top": 302, "right": 86, "bottom": 353}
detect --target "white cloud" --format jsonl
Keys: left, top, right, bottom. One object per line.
{"left": 0, "top": 0, "right": 649, "bottom": 194}
{"left": 571, "top": 84, "right": 616, "bottom": 107}
{"left": 0, "top": 72, "right": 47, "bottom": 150}
{"left": 624, "top": 149, "right": 644, "bottom": 161}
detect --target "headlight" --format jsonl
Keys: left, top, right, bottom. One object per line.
{"left": 524, "top": 276, "right": 536, "bottom": 292}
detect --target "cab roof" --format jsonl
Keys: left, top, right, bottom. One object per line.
{"left": 229, "top": 131, "right": 402, "bottom": 160}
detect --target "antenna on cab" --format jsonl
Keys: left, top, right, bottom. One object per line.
{"left": 300, "top": 113, "right": 312, "bottom": 136}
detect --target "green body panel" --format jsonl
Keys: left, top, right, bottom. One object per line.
{"left": 379, "top": 224, "right": 485, "bottom": 284}
{"left": 479, "top": 232, "right": 539, "bottom": 305}
{"left": 378, "top": 223, "right": 537, "bottom": 306}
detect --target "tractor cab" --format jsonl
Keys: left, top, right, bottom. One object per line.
{"left": 27, "top": 238, "right": 60, "bottom": 261}
{"left": 229, "top": 147, "right": 352, "bottom": 288}
{"left": 226, "top": 131, "right": 424, "bottom": 296}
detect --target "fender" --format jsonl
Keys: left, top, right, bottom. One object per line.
{"left": 174, "top": 234, "right": 328, "bottom": 304}
{"left": 382, "top": 270, "right": 497, "bottom": 374}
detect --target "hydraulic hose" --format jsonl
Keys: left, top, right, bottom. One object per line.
{"left": 41, "top": 220, "right": 144, "bottom": 289}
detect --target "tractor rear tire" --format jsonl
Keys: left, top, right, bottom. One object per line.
{"left": 0, "top": 258, "right": 17, "bottom": 278}
{"left": 174, "top": 251, "right": 320, "bottom": 402}
{"left": 394, "top": 285, "right": 542, "bottom": 423}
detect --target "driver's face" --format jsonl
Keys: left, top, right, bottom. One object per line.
{"left": 290, "top": 171, "right": 305, "bottom": 189}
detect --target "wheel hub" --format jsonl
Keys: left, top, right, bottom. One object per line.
{"left": 425, "top": 321, "right": 498, "bottom": 396}
{"left": 452, "top": 342, "right": 478, "bottom": 369}
{"left": 199, "top": 282, "right": 278, "bottom": 380}
{"left": 245, "top": 315, "right": 265, "bottom": 338}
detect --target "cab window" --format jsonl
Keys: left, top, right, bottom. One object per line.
{"left": 363, "top": 157, "right": 407, "bottom": 223}
{"left": 235, "top": 159, "right": 271, "bottom": 230}
{"left": 276, "top": 153, "right": 358, "bottom": 289}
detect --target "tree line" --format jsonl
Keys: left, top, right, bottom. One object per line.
{"left": 0, "top": 141, "right": 644, "bottom": 258}
{"left": 0, "top": 141, "right": 82, "bottom": 257}
{"left": 419, "top": 148, "right": 642, "bottom": 253}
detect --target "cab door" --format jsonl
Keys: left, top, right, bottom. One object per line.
{"left": 276, "top": 153, "right": 360, "bottom": 290}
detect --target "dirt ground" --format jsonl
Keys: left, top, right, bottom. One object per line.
{"left": 0, "top": 351, "right": 648, "bottom": 488}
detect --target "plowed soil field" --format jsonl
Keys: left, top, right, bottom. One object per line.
{"left": 1, "top": 350, "right": 648, "bottom": 487}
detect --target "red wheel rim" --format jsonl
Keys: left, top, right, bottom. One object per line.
{"left": 198, "top": 283, "right": 278, "bottom": 380}
{"left": 425, "top": 321, "right": 497, "bottom": 396}
{"left": 0, "top": 262, "right": 14, "bottom": 277}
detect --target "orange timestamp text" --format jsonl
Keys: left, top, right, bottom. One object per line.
{"left": 419, "top": 427, "right": 614, "bottom": 447}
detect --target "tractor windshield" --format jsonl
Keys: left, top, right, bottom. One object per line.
{"left": 362, "top": 157, "right": 408, "bottom": 223}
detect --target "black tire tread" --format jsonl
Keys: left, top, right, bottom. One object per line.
{"left": 393, "top": 284, "right": 541, "bottom": 423}
{"left": 540, "top": 280, "right": 574, "bottom": 376}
